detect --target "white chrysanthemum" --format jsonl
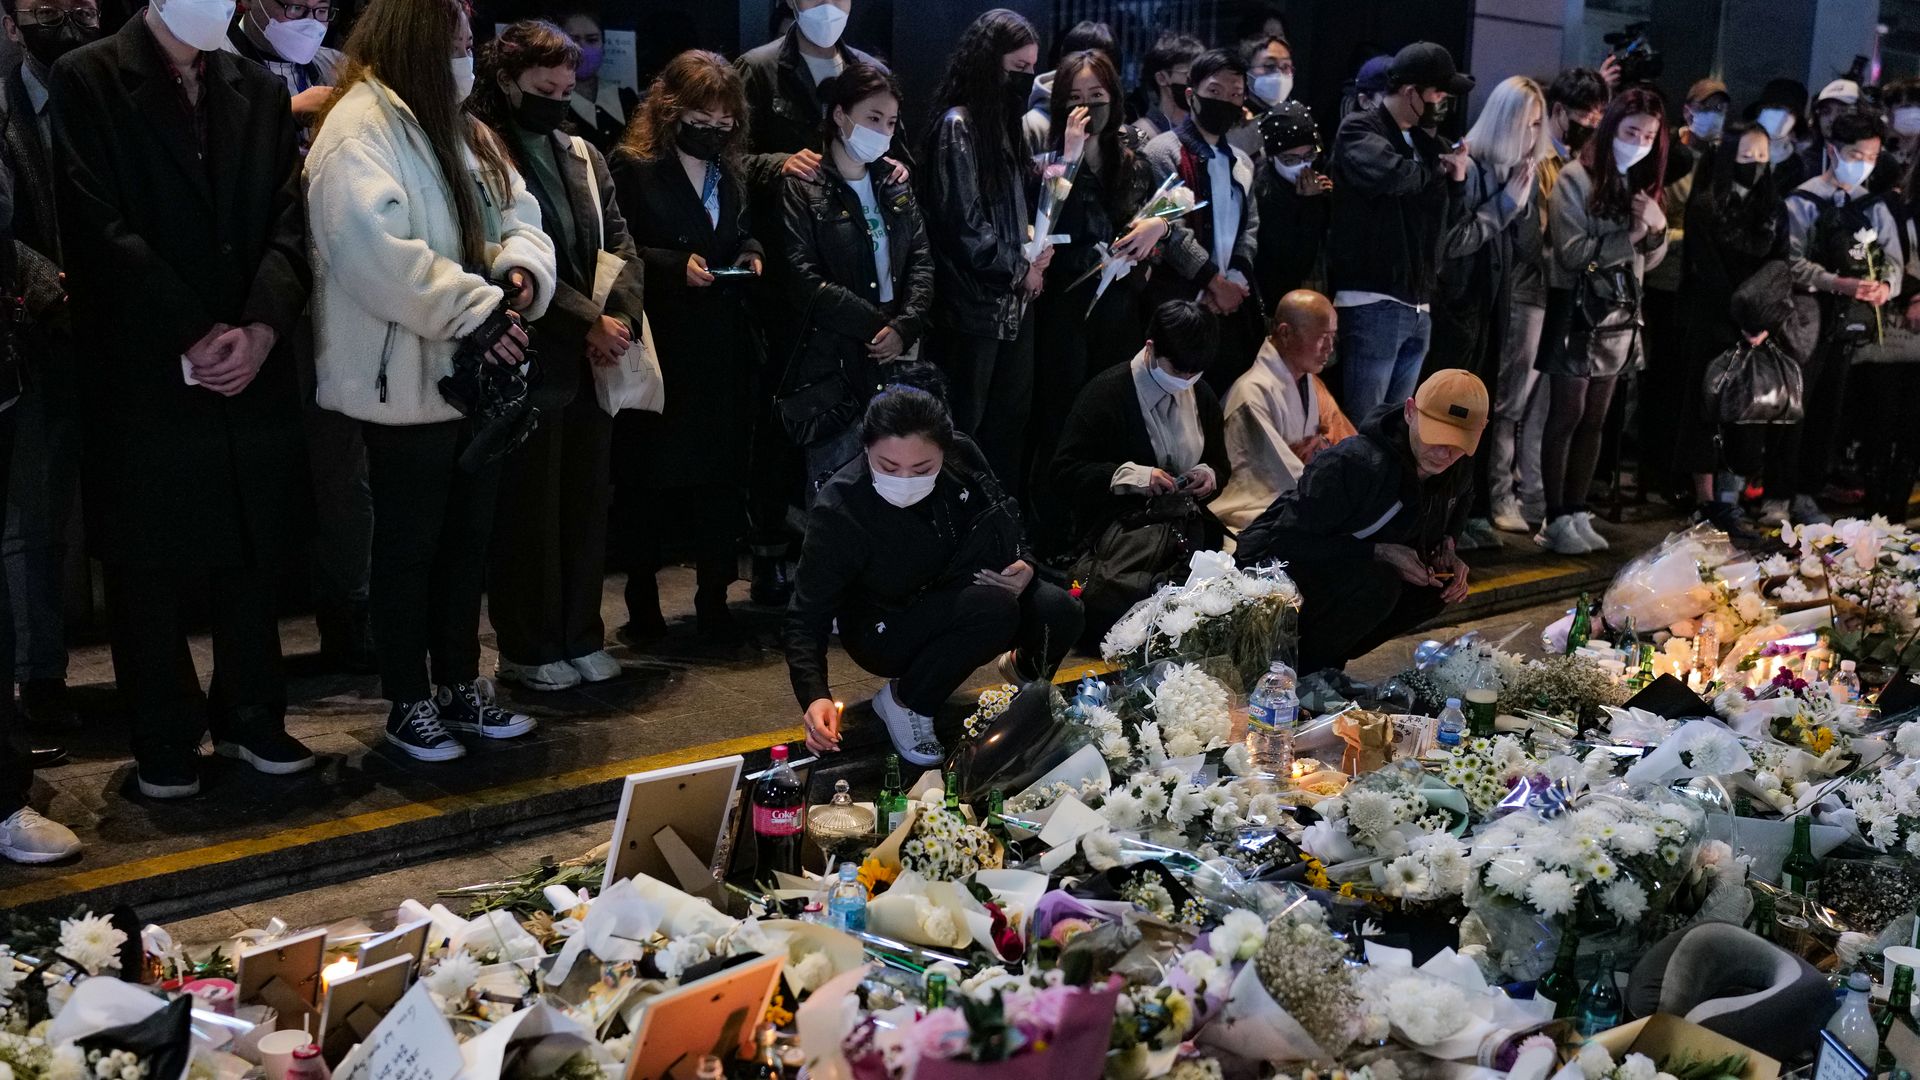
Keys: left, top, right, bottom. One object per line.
{"left": 1138, "top": 783, "right": 1170, "bottom": 817}
{"left": 1158, "top": 606, "right": 1201, "bottom": 645}
{"left": 57, "top": 914, "right": 126, "bottom": 975}
{"left": 790, "top": 950, "right": 834, "bottom": 994}
{"left": 1101, "top": 787, "right": 1145, "bottom": 830}
{"left": 1345, "top": 790, "right": 1398, "bottom": 841}
{"left": 1083, "top": 829, "right": 1124, "bottom": 871}
{"left": 1099, "top": 732, "right": 1133, "bottom": 762}
{"left": 1896, "top": 723, "right": 1920, "bottom": 761}
{"left": 1577, "top": 1042, "right": 1617, "bottom": 1080}
{"left": 1164, "top": 730, "right": 1205, "bottom": 759}
{"left": 1619, "top": 1053, "right": 1660, "bottom": 1080}
{"left": 1168, "top": 786, "right": 1208, "bottom": 827}
{"left": 1526, "top": 871, "right": 1578, "bottom": 916}
{"left": 1100, "top": 609, "right": 1151, "bottom": 658}
{"left": 1601, "top": 879, "right": 1648, "bottom": 923}
{"left": 1209, "top": 908, "right": 1266, "bottom": 963}
{"left": 424, "top": 949, "right": 484, "bottom": 1000}
{"left": 1384, "top": 855, "right": 1433, "bottom": 898}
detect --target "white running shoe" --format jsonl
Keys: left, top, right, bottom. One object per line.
{"left": 1572, "top": 511, "right": 1610, "bottom": 551}
{"left": 496, "top": 659, "right": 582, "bottom": 692}
{"left": 1490, "top": 499, "right": 1530, "bottom": 534}
{"left": 569, "top": 650, "right": 623, "bottom": 683}
{"left": 1534, "top": 515, "right": 1594, "bottom": 555}
{"left": 873, "top": 682, "right": 945, "bottom": 766}
{"left": 0, "top": 807, "right": 81, "bottom": 864}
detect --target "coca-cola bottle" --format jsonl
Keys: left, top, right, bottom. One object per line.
{"left": 752, "top": 745, "right": 804, "bottom": 878}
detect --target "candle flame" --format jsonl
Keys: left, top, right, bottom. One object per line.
{"left": 320, "top": 956, "right": 357, "bottom": 991}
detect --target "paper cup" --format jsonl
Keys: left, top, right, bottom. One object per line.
{"left": 1885, "top": 945, "right": 1920, "bottom": 988}
{"left": 257, "top": 1029, "right": 310, "bottom": 1080}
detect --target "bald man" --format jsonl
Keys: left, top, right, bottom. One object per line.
{"left": 1214, "top": 291, "right": 1358, "bottom": 535}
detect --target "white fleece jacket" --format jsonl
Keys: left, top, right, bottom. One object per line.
{"left": 306, "top": 78, "right": 557, "bottom": 425}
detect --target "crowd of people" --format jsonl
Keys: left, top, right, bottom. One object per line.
{"left": 0, "top": 0, "right": 1915, "bottom": 866}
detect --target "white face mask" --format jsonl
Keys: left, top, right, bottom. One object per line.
{"left": 1833, "top": 155, "right": 1873, "bottom": 189}
{"left": 1687, "top": 109, "right": 1724, "bottom": 141}
{"left": 871, "top": 468, "right": 937, "bottom": 508}
{"left": 1252, "top": 71, "right": 1291, "bottom": 106}
{"left": 157, "top": 0, "right": 237, "bottom": 52}
{"left": 1148, "top": 362, "right": 1201, "bottom": 395}
{"left": 1895, "top": 106, "right": 1920, "bottom": 137}
{"left": 1273, "top": 158, "right": 1309, "bottom": 182}
{"left": 794, "top": 3, "right": 848, "bottom": 50}
{"left": 450, "top": 55, "right": 475, "bottom": 103}
{"left": 1757, "top": 107, "right": 1793, "bottom": 140}
{"left": 841, "top": 120, "right": 891, "bottom": 164}
{"left": 261, "top": 14, "right": 327, "bottom": 64}
{"left": 1612, "top": 136, "right": 1651, "bottom": 174}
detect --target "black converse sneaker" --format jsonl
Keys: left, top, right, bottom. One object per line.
{"left": 385, "top": 698, "right": 466, "bottom": 761}
{"left": 437, "top": 679, "right": 537, "bottom": 740}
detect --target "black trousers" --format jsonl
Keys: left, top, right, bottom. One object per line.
{"left": 105, "top": 560, "right": 286, "bottom": 763}
{"left": 489, "top": 389, "right": 612, "bottom": 665}
{"left": 1288, "top": 556, "right": 1447, "bottom": 674}
{"left": 1793, "top": 338, "right": 1855, "bottom": 497}
{"left": 364, "top": 420, "right": 500, "bottom": 705}
{"left": 930, "top": 318, "right": 1035, "bottom": 497}
{"left": 618, "top": 481, "right": 744, "bottom": 621}
{"left": 1636, "top": 289, "right": 1687, "bottom": 499}
{"left": 840, "top": 580, "right": 1083, "bottom": 717}
{"left": 0, "top": 406, "right": 28, "bottom": 817}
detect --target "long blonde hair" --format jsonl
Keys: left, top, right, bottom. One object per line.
{"left": 1465, "top": 76, "right": 1551, "bottom": 182}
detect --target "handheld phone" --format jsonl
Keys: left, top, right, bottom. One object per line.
{"left": 1173, "top": 473, "right": 1194, "bottom": 491}
{"left": 709, "top": 265, "right": 757, "bottom": 278}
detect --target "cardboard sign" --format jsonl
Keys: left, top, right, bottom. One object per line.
{"left": 332, "top": 982, "right": 462, "bottom": 1080}
{"left": 625, "top": 954, "right": 784, "bottom": 1080}
{"left": 601, "top": 30, "right": 639, "bottom": 94}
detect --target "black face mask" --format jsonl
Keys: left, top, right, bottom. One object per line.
{"left": 1191, "top": 94, "right": 1242, "bottom": 137}
{"left": 1565, "top": 118, "right": 1596, "bottom": 153}
{"left": 1733, "top": 160, "right": 1768, "bottom": 190}
{"left": 510, "top": 89, "right": 571, "bottom": 134}
{"left": 1082, "top": 101, "right": 1112, "bottom": 134}
{"left": 19, "top": 20, "right": 96, "bottom": 69}
{"left": 1164, "top": 80, "right": 1189, "bottom": 104}
{"left": 675, "top": 122, "right": 730, "bottom": 162}
{"left": 1417, "top": 93, "right": 1449, "bottom": 132}
{"left": 1004, "top": 69, "right": 1037, "bottom": 116}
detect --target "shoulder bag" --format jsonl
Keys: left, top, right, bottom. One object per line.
{"left": 1703, "top": 338, "right": 1804, "bottom": 424}
{"left": 575, "top": 137, "right": 664, "bottom": 416}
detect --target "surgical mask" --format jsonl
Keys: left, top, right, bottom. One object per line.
{"left": 512, "top": 89, "right": 571, "bottom": 134}
{"left": 1252, "top": 71, "right": 1291, "bottom": 105}
{"left": 1612, "top": 137, "right": 1651, "bottom": 173}
{"left": 1688, "top": 109, "right": 1724, "bottom": 141}
{"left": 871, "top": 468, "right": 937, "bottom": 508}
{"left": 1769, "top": 135, "right": 1793, "bottom": 164}
{"left": 1191, "top": 94, "right": 1241, "bottom": 137}
{"left": 157, "top": 0, "right": 236, "bottom": 52}
{"left": 1895, "top": 106, "right": 1920, "bottom": 137}
{"left": 450, "top": 55, "right": 475, "bottom": 103}
{"left": 259, "top": 12, "right": 326, "bottom": 63}
{"left": 1081, "top": 101, "right": 1111, "bottom": 134}
{"left": 1148, "top": 362, "right": 1201, "bottom": 394}
{"left": 1564, "top": 118, "right": 1595, "bottom": 153}
{"left": 1005, "top": 69, "right": 1036, "bottom": 115}
{"left": 1833, "top": 155, "right": 1873, "bottom": 189}
{"left": 577, "top": 43, "right": 604, "bottom": 79}
{"left": 1757, "top": 107, "right": 1792, "bottom": 139}
{"left": 841, "top": 120, "right": 891, "bottom": 164}
{"left": 1733, "top": 160, "right": 1767, "bottom": 190}
{"left": 1273, "top": 158, "right": 1309, "bottom": 182}
{"left": 676, "top": 122, "right": 729, "bottom": 161}
{"left": 795, "top": 3, "right": 848, "bottom": 50}
{"left": 17, "top": 20, "right": 96, "bottom": 68}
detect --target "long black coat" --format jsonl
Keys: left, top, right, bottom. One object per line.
{"left": 607, "top": 148, "right": 765, "bottom": 485}
{"left": 50, "top": 18, "right": 309, "bottom": 568}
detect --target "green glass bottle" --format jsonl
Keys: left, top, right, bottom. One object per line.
{"left": 924, "top": 972, "right": 948, "bottom": 1009}
{"left": 880, "top": 754, "right": 905, "bottom": 833}
{"left": 1566, "top": 594, "right": 1593, "bottom": 655}
{"left": 1573, "top": 951, "right": 1623, "bottom": 1036}
{"left": 1782, "top": 814, "right": 1824, "bottom": 901}
{"left": 943, "top": 772, "right": 961, "bottom": 812}
{"left": 1537, "top": 927, "right": 1582, "bottom": 1019}
{"left": 986, "top": 788, "right": 1011, "bottom": 845}
{"left": 1749, "top": 889, "right": 1777, "bottom": 943}
{"left": 1878, "top": 963, "right": 1915, "bottom": 1072}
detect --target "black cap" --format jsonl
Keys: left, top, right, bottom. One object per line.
{"left": 1260, "top": 100, "right": 1319, "bottom": 154}
{"left": 1387, "top": 41, "right": 1474, "bottom": 97}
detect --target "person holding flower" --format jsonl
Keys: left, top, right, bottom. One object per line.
{"left": 784, "top": 381, "right": 1082, "bottom": 767}
{"left": 1779, "top": 105, "right": 1902, "bottom": 528}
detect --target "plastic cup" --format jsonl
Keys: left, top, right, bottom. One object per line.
{"left": 1884, "top": 945, "right": 1920, "bottom": 988}
{"left": 257, "top": 1029, "right": 310, "bottom": 1080}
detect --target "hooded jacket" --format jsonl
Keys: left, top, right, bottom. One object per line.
{"left": 1234, "top": 403, "right": 1473, "bottom": 567}
{"left": 1326, "top": 103, "right": 1457, "bottom": 304}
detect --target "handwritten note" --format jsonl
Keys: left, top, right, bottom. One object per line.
{"left": 334, "top": 983, "right": 461, "bottom": 1080}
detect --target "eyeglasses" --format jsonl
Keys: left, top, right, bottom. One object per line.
{"left": 277, "top": 1, "right": 335, "bottom": 21}
{"left": 16, "top": 5, "right": 99, "bottom": 27}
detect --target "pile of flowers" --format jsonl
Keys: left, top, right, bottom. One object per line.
{"left": 899, "top": 805, "right": 1002, "bottom": 881}
{"left": 1432, "top": 736, "right": 1546, "bottom": 817}
{"left": 1100, "top": 553, "right": 1300, "bottom": 689}
{"left": 1781, "top": 517, "right": 1920, "bottom": 668}
{"left": 1467, "top": 789, "right": 1704, "bottom": 932}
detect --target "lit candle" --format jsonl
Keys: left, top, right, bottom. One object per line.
{"left": 320, "top": 956, "right": 357, "bottom": 991}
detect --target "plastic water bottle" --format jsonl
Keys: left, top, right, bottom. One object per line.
{"left": 1833, "top": 660, "right": 1862, "bottom": 704}
{"left": 1436, "top": 698, "right": 1467, "bottom": 748}
{"left": 1247, "top": 658, "right": 1300, "bottom": 777}
{"left": 1829, "top": 971, "right": 1879, "bottom": 1067}
{"left": 827, "top": 862, "right": 868, "bottom": 933}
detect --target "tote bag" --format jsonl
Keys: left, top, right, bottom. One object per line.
{"left": 574, "top": 137, "right": 664, "bottom": 416}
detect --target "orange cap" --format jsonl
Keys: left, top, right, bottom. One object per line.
{"left": 1413, "top": 369, "right": 1489, "bottom": 454}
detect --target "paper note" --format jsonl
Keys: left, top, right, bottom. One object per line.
{"left": 334, "top": 983, "right": 461, "bottom": 1080}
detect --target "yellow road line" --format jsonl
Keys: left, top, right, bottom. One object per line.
{"left": 1468, "top": 560, "right": 1589, "bottom": 595}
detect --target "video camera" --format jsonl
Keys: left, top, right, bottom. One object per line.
{"left": 439, "top": 300, "right": 542, "bottom": 472}
{"left": 1604, "top": 21, "right": 1662, "bottom": 86}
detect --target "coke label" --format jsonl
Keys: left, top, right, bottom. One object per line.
{"left": 754, "top": 805, "right": 802, "bottom": 836}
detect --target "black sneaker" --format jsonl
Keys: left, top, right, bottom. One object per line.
{"left": 749, "top": 554, "right": 792, "bottom": 606}
{"left": 20, "top": 679, "right": 78, "bottom": 730}
{"left": 436, "top": 679, "right": 536, "bottom": 740}
{"left": 385, "top": 698, "right": 466, "bottom": 761}
{"left": 136, "top": 750, "right": 202, "bottom": 799}
{"left": 215, "top": 729, "right": 317, "bottom": 776}
{"left": 1697, "top": 501, "right": 1763, "bottom": 548}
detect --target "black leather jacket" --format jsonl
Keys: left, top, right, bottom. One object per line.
{"left": 920, "top": 106, "right": 1031, "bottom": 340}
{"left": 779, "top": 163, "right": 935, "bottom": 395}
{"left": 736, "top": 29, "right": 898, "bottom": 192}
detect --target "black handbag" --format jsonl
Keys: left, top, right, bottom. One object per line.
{"left": 1572, "top": 233, "right": 1641, "bottom": 330}
{"left": 1703, "top": 338, "right": 1805, "bottom": 424}
{"left": 1068, "top": 493, "right": 1220, "bottom": 633}
{"left": 773, "top": 284, "right": 863, "bottom": 447}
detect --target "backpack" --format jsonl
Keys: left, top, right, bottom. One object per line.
{"left": 1787, "top": 188, "right": 1889, "bottom": 346}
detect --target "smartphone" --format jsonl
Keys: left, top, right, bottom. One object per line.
{"left": 709, "top": 265, "right": 757, "bottom": 278}
{"left": 1173, "top": 474, "right": 1194, "bottom": 491}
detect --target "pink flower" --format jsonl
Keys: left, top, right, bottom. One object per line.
{"left": 903, "top": 1007, "right": 971, "bottom": 1070}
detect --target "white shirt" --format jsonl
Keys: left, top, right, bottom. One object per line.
{"left": 1213, "top": 340, "right": 1323, "bottom": 532}
{"left": 803, "top": 51, "right": 845, "bottom": 88}
{"left": 1111, "top": 350, "right": 1214, "bottom": 493}
{"left": 845, "top": 172, "right": 895, "bottom": 304}
{"left": 1206, "top": 143, "right": 1240, "bottom": 274}
{"left": 1333, "top": 290, "right": 1431, "bottom": 313}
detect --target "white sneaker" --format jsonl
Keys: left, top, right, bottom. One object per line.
{"left": 569, "top": 650, "right": 623, "bottom": 683}
{"left": 1490, "top": 498, "right": 1530, "bottom": 533}
{"left": 993, "top": 650, "right": 1025, "bottom": 686}
{"left": 874, "top": 682, "right": 945, "bottom": 766}
{"left": 0, "top": 807, "right": 81, "bottom": 864}
{"left": 1534, "top": 515, "right": 1593, "bottom": 555}
{"left": 496, "top": 658, "right": 581, "bottom": 692}
{"left": 1572, "top": 511, "right": 1610, "bottom": 551}
{"left": 1757, "top": 498, "right": 1790, "bottom": 526}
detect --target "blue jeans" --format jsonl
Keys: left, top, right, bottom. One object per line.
{"left": 1335, "top": 300, "right": 1430, "bottom": 418}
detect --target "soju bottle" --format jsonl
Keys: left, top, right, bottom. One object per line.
{"left": 1537, "top": 928, "right": 1582, "bottom": 1018}
{"left": 942, "top": 772, "right": 961, "bottom": 812}
{"left": 1749, "top": 889, "right": 1777, "bottom": 943}
{"left": 1782, "top": 814, "right": 1823, "bottom": 901}
{"left": 924, "top": 972, "right": 948, "bottom": 1008}
{"left": 1574, "top": 952, "right": 1623, "bottom": 1035}
{"left": 985, "top": 788, "right": 1012, "bottom": 847}
{"left": 880, "top": 754, "right": 905, "bottom": 833}
{"left": 1878, "top": 963, "right": 1914, "bottom": 1072}
{"left": 1566, "top": 594, "right": 1593, "bottom": 655}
